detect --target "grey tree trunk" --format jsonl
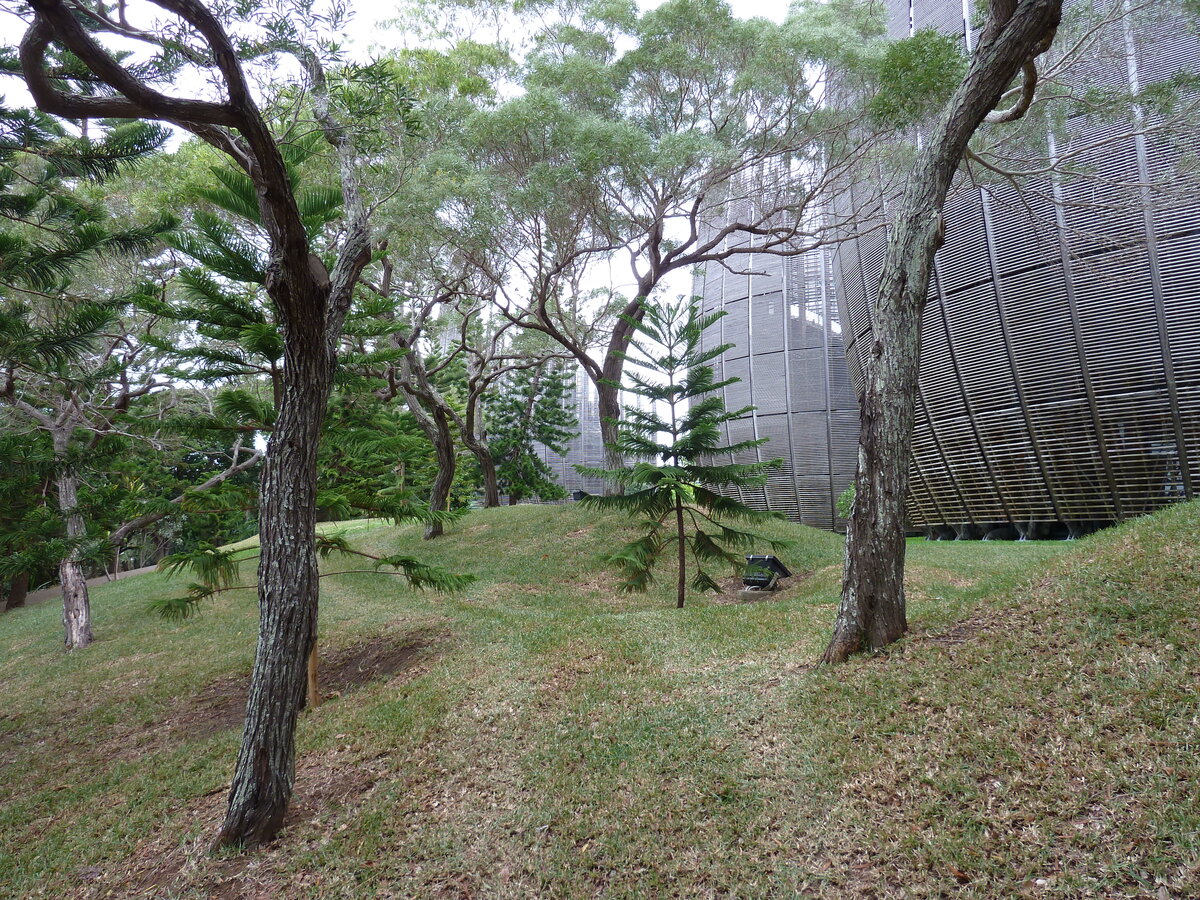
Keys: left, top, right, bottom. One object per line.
{"left": 593, "top": 290, "right": 653, "bottom": 494}
{"left": 15, "top": 0, "right": 374, "bottom": 850}
{"left": 824, "top": 0, "right": 1063, "bottom": 663}
{"left": 461, "top": 433, "right": 500, "bottom": 507}
{"left": 597, "top": 376, "right": 624, "bottom": 487}
{"left": 477, "top": 450, "right": 501, "bottom": 508}
{"left": 55, "top": 462, "right": 92, "bottom": 650}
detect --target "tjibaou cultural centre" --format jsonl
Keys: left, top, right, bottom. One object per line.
{"left": 545, "top": 0, "right": 1200, "bottom": 537}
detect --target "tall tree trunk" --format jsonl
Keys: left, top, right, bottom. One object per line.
{"left": 4, "top": 572, "right": 29, "bottom": 611}
{"left": 824, "top": 0, "right": 1063, "bottom": 663}
{"left": 426, "top": 410, "right": 456, "bottom": 539}
{"left": 597, "top": 376, "right": 624, "bottom": 490}
{"left": 675, "top": 497, "right": 686, "bottom": 609}
{"left": 55, "top": 464, "right": 92, "bottom": 650}
{"left": 461, "top": 433, "right": 500, "bottom": 507}
{"left": 478, "top": 448, "right": 501, "bottom": 508}
{"left": 215, "top": 304, "right": 334, "bottom": 849}
{"left": 594, "top": 290, "right": 653, "bottom": 495}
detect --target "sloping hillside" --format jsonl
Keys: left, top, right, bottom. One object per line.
{"left": 1, "top": 502, "right": 1196, "bottom": 898}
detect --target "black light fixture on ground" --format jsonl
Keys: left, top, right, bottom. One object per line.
{"left": 740, "top": 555, "right": 792, "bottom": 600}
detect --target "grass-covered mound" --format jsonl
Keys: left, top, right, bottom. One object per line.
{"left": 0, "top": 502, "right": 1196, "bottom": 898}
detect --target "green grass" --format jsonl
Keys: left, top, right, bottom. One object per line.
{"left": 1, "top": 502, "right": 1197, "bottom": 898}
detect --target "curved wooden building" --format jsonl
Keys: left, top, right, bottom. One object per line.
{"left": 696, "top": 243, "right": 860, "bottom": 531}
{"left": 835, "top": 0, "right": 1200, "bottom": 536}
{"left": 695, "top": 0, "right": 1199, "bottom": 535}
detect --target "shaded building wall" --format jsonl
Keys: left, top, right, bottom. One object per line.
{"left": 834, "top": 0, "right": 1200, "bottom": 535}
{"left": 696, "top": 240, "right": 860, "bottom": 531}
{"left": 533, "top": 364, "right": 609, "bottom": 495}
{"left": 533, "top": 363, "right": 656, "bottom": 495}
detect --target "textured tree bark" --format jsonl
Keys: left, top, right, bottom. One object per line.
{"left": 597, "top": 376, "right": 624, "bottom": 487}
{"left": 215, "top": 299, "right": 333, "bottom": 848}
{"left": 476, "top": 448, "right": 501, "bottom": 508}
{"left": 425, "top": 411, "right": 456, "bottom": 540}
{"left": 16, "top": 0, "right": 375, "bottom": 846}
{"left": 56, "top": 465, "right": 92, "bottom": 650}
{"left": 460, "top": 430, "right": 500, "bottom": 507}
{"left": 3, "top": 573, "right": 29, "bottom": 611}
{"left": 824, "top": 0, "right": 1063, "bottom": 663}
{"left": 595, "top": 291, "right": 651, "bottom": 494}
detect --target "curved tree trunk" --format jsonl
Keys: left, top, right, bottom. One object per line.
{"left": 461, "top": 433, "right": 500, "bottom": 507}
{"left": 479, "top": 453, "right": 501, "bottom": 507}
{"left": 594, "top": 291, "right": 652, "bottom": 494}
{"left": 824, "top": 0, "right": 1063, "bottom": 663}
{"left": 15, "top": 0, "right": 375, "bottom": 852}
{"left": 425, "top": 410, "right": 456, "bottom": 540}
{"left": 214, "top": 296, "right": 334, "bottom": 849}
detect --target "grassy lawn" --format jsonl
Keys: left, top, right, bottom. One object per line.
{"left": 0, "top": 502, "right": 1197, "bottom": 898}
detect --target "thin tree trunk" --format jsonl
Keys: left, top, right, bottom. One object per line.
{"left": 306, "top": 643, "right": 320, "bottom": 709}
{"left": 4, "top": 572, "right": 29, "bottom": 611}
{"left": 56, "top": 465, "right": 92, "bottom": 650}
{"left": 824, "top": 0, "right": 1063, "bottom": 663}
{"left": 426, "top": 411, "right": 456, "bottom": 540}
{"left": 215, "top": 309, "right": 333, "bottom": 849}
{"left": 675, "top": 498, "right": 686, "bottom": 609}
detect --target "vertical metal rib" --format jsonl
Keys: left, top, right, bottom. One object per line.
{"left": 978, "top": 190, "right": 1065, "bottom": 521}
{"left": 1122, "top": 5, "right": 1194, "bottom": 500}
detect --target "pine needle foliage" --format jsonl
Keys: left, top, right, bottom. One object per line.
{"left": 151, "top": 522, "right": 474, "bottom": 621}
{"left": 577, "top": 297, "right": 789, "bottom": 608}
{"left": 489, "top": 362, "right": 579, "bottom": 503}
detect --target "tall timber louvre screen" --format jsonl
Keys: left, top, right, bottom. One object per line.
{"left": 534, "top": 364, "right": 609, "bottom": 495}
{"left": 834, "top": 0, "right": 1200, "bottom": 537}
{"left": 533, "top": 363, "right": 659, "bottom": 495}
{"left": 695, "top": 242, "right": 860, "bottom": 531}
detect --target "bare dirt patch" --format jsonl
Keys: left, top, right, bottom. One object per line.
{"left": 71, "top": 632, "right": 441, "bottom": 898}
{"left": 164, "top": 630, "right": 440, "bottom": 743}
{"left": 80, "top": 746, "right": 387, "bottom": 900}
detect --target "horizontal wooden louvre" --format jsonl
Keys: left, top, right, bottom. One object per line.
{"left": 832, "top": 0, "right": 1200, "bottom": 529}
{"left": 547, "top": 0, "right": 1199, "bottom": 533}
{"left": 696, "top": 241, "right": 861, "bottom": 530}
